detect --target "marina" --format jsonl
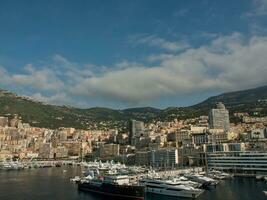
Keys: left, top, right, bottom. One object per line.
{"left": 2, "top": 159, "right": 267, "bottom": 199}
{"left": 0, "top": 166, "right": 266, "bottom": 200}
{"left": 75, "top": 161, "right": 232, "bottom": 199}
{"left": 0, "top": 159, "right": 78, "bottom": 170}
{"left": 0, "top": 1, "right": 267, "bottom": 200}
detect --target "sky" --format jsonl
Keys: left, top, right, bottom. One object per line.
{"left": 0, "top": 0, "right": 267, "bottom": 109}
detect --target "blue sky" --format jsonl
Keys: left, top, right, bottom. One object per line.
{"left": 0, "top": 0, "right": 267, "bottom": 108}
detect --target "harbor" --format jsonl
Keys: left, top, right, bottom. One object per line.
{"left": 0, "top": 159, "right": 79, "bottom": 170}
{"left": 0, "top": 165, "right": 266, "bottom": 200}
{"left": 73, "top": 160, "right": 267, "bottom": 199}
{"left": 1, "top": 0, "right": 267, "bottom": 199}
{"left": 2, "top": 159, "right": 267, "bottom": 199}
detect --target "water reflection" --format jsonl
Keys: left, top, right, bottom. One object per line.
{"left": 0, "top": 167, "right": 266, "bottom": 200}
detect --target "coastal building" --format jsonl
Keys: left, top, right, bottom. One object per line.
{"left": 250, "top": 129, "right": 266, "bottom": 139}
{"left": 149, "top": 148, "right": 178, "bottom": 168}
{"left": 167, "top": 130, "right": 191, "bottom": 144}
{"left": 209, "top": 102, "right": 230, "bottom": 132}
{"left": 62, "top": 141, "right": 81, "bottom": 156}
{"left": 204, "top": 142, "right": 267, "bottom": 175}
{"left": 9, "top": 115, "right": 22, "bottom": 128}
{"left": 207, "top": 129, "right": 228, "bottom": 144}
{"left": 203, "top": 143, "right": 246, "bottom": 153}
{"left": 99, "top": 143, "right": 120, "bottom": 160}
{"left": 54, "top": 146, "right": 68, "bottom": 158}
{"left": 206, "top": 151, "right": 267, "bottom": 175}
{"left": 39, "top": 143, "right": 68, "bottom": 159}
{"left": 39, "top": 143, "right": 52, "bottom": 158}
{"left": 177, "top": 130, "right": 191, "bottom": 143}
{"left": 191, "top": 132, "right": 208, "bottom": 147}
{"left": 129, "top": 120, "right": 144, "bottom": 145}
{"left": 135, "top": 137, "right": 151, "bottom": 150}
{"left": 242, "top": 116, "right": 267, "bottom": 124}
{"left": 135, "top": 151, "right": 149, "bottom": 166}
{"left": 0, "top": 117, "right": 8, "bottom": 127}
{"left": 109, "top": 129, "right": 118, "bottom": 143}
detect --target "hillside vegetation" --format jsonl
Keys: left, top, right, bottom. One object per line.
{"left": 0, "top": 85, "right": 267, "bottom": 129}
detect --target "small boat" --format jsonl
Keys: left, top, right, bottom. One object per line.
{"left": 256, "top": 175, "right": 264, "bottom": 180}
{"left": 55, "top": 163, "right": 62, "bottom": 167}
{"left": 70, "top": 176, "right": 81, "bottom": 183}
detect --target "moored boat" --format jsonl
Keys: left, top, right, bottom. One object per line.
{"left": 78, "top": 175, "right": 144, "bottom": 200}
{"left": 140, "top": 178, "right": 204, "bottom": 199}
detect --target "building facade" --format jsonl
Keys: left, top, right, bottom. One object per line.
{"left": 207, "top": 151, "right": 267, "bottom": 175}
{"left": 129, "top": 120, "right": 144, "bottom": 145}
{"left": 209, "top": 102, "right": 230, "bottom": 132}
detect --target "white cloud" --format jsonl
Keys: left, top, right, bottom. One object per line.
{"left": 132, "top": 35, "right": 190, "bottom": 52}
{"left": 146, "top": 54, "right": 175, "bottom": 62}
{"left": 31, "top": 92, "right": 67, "bottom": 105}
{"left": 1, "top": 34, "right": 267, "bottom": 107}
{"left": 12, "top": 65, "right": 64, "bottom": 91}
{"left": 0, "top": 66, "right": 11, "bottom": 86}
{"left": 246, "top": 0, "right": 267, "bottom": 16}
{"left": 71, "top": 33, "right": 267, "bottom": 104}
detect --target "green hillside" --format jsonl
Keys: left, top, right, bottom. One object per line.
{"left": 0, "top": 85, "right": 267, "bottom": 129}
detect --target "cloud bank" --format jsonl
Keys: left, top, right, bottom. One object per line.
{"left": 1, "top": 33, "right": 267, "bottom": 107}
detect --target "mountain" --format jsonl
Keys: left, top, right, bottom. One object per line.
{"left": 194, "top": 85, "right": 267, "bottom": 108}
{"left": 0, "top": 85, "right": 267, "bottom": 129}
{"left": 190, "top": 85, "right": 267, "bottom": 118}
{"left": 122, "top": 107, "right": 161, "bottom": 121}
{"left": 159, "top": 85, "right": 267, "bottom": 121}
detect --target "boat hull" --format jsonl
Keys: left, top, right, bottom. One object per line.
{"left": 146, "top": 187, "right": 203, "bottom": 199}
{"left": 78, "top": 182, "right": 144, "bottom": 200}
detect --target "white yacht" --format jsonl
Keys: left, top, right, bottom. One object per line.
{"left": 70, "top": 176, "right": 81, "bottom": 183}
{"left": 184, "top": 173, "right": 218, "bottom": 186}
{"left": 140, "top": 178, "right": 204, "bottom": 198}
{"left": 207, "top": 170, "right": 233, "bottom": 180}
{"left": 0, "top": 161, "right": 12, "bottom": 170}
{"left": 173, "top": 177, "right": 202, "bottom": 188}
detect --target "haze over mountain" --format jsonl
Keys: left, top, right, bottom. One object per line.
{"left": 0, "top": 85, "right": 266, "bottom": 129}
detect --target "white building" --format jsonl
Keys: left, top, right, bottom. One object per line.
{"left": 207, "top": 151, "right": 267, "bottom": 175}
{"left": 149, "top": 148, "right": 178, "bottom": 168}
{"left": 209, "top": 102, "right": 230, "bottom": 132}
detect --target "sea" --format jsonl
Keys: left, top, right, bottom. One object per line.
{"left": 0, "top": 166, "right": 266, "bottom": 200}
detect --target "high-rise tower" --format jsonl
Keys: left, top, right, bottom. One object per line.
{"left": 128, "top": 120, "right": 144, "bottom": 145}
{"left": 209, "top": 102, "right": 230, "bottom": 132}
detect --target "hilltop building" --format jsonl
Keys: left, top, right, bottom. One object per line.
{"left": 0, "top": 117, "right": 8, "bottom": 127}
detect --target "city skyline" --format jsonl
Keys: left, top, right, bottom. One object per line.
{"left": 0, "top": 0, "right": 267, "bottom": 109}
{"left": 1, "top": 1, "right": 267, "bottom": 200}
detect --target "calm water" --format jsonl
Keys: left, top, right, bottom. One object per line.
{"left": 0, "top": 166, "right": 266, "bottom": 200}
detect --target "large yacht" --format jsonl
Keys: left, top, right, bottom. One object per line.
{"left": 183, "top": 173, "right": 218, "bottom": 187}
{"left": 140, "top": 178, "right": 204, "bottom": 198}
{"left": 78, "top": 175, "right": 144, "bottom": 200}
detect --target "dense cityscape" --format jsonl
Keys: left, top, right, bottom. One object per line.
{"left": 1, "top": 102, "right": 266, "bottom": 173}
{"left": 1, "top": 101, "right": 267, "bottom": 199}
{"left": 1, "top": 0, "right": 267, "bottom": 199}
